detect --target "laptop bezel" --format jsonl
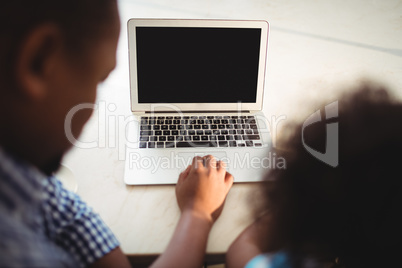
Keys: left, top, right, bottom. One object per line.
{"left": 127, "top": 19, "right": 269, "bottom": 112}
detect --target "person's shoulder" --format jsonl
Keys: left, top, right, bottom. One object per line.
{"left": 245, "top": 252, "right": 292, "bottom": 268}
{"left": 0, "top": 208, "right": 78, "bottom": 267}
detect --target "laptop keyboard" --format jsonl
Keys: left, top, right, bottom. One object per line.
{"left": 139, "top": 115, "right": 263, "bottom": 148}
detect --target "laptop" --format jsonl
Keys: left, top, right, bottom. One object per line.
{"left": 124, "top": 19, "right": 272, "bottom": 185}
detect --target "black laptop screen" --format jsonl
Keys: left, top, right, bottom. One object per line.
{"left": 135, "top": 27, "right": 261, "bottom": 103}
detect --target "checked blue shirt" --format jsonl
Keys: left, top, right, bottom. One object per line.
{"left": 0, "top": 148, "right": 119, "bottom": 267}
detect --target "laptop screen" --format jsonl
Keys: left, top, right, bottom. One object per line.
{"left": 135, "top": 27, "right": 262, "bottom": 103}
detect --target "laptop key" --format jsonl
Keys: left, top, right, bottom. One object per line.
{"left": 218, "top": 135, "right": 225, "bottom": 140}
{"left": 140, "top": 136, "right": 149, "bottom": 141}
{"left": 234, "top": 135, "right": 242, "bottom": 140}
{"left": 139, "top": 142, "right": 147, "bottom": 148}
{"left": 196, "top": 130, "right": 203, "bottom": 135}
{"left": 226, "top": 135, "right": 234, "bottom": 140}
{"left": 246, "top": 141, "right": 254, "bottom": 147}
{"left": 193, "top": 136, "right": 200, "bottom": 141}
{"left": 176, "top": 141, "right": 217, "bottom": 147}
{"left": 157, "top": 142, "right": 164, "bottom": 148}
{"left": 159, "top": 136, "right": 166, "bottom": 141}
{"left": 201, "top": 136, "right": 208, "bottom": 141}
{"left": 163, "top": 130, "right": 170, "bottom": 135}
{"left": 219, "top": 141, "right": 228, "bottom": 147}
{"left": 167, "top": 136, "right": 175, "bottom": 141}
{"left": 188, "top": 130, "right": 196, "bottom": 135}
{"left": 150, "top": 136, "right": 157, "bottom": 141}
{"left": 229, "top": 141, "right": 237, "bottom": 147}
{"left": 243, "top": 135, "right": 260, "bottom": 140}
{"left": 238, "top": 143, "right": 246, "bottom": 147}
{"left": 148, "top": 142, "right": 155, "bottom": 148}
{"left": 140, "top": 130, "right": 152, "bottom": 136}
{"left": 172, "top": 130, "right": 179, "bottom": 135}
{"left": 155, "top": 130, "right": 162, "bottom": 135}
{"left": 210, "top": 136, "right": 217, "bottom": 141}
{"left": 140, "top": 125, "right": 151, "bottom": 130}
{"left": 184, "top": 136, "right": 192, "bottom": 141}
{"left": 166, "top": 142, "right": 175, "bottom": 148}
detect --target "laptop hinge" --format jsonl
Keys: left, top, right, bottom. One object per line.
{"left": 144, "top": 110, "right": 251, "bottom": 114}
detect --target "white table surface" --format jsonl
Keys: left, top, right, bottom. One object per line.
{"left": 61, "top": 0, "right": 402, "bottom": 256}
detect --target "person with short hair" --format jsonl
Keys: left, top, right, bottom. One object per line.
{"left": 0, "top": 1, "right": 233, "bottom": 267}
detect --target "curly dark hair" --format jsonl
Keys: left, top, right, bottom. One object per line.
{"left": 264, "top": 83, "right": 402, "bottom": 267}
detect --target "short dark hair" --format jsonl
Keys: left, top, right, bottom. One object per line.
{"left": 0, "top": 0, "right": 116, "bottom": 84}
{"left": 264, "top": 83, "right": 402, "bottom": 267}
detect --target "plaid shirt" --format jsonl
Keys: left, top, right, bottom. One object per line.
{"left": 0, "top": 148, "right": 119, "bottom": 267}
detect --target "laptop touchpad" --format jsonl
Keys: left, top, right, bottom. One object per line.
{"left": 177, "top": 152, "right": 229, "bottom": 172}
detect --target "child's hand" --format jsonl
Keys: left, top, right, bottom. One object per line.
{"left": 175, "top": 155, "right": 234, "bottom": 223}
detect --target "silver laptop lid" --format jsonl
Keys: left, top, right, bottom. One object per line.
{"left": 127, "top": 19, "right": 269, "bottom": 112}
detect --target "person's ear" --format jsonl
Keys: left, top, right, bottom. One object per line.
{"left": 16, "top": 24, "right": 63, "bottom": 100}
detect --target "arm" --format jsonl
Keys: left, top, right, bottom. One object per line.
{"left": 150, "top": 155, "right": 234, "bottom": 268}
{"left": 42, "top": 176, "right": 128, "bottom": 267}
{"left": 88, "top": 247, "right": 131, "bottom": 268}
{"left": 226, "top": 213, "right": 275, "bottom": 268}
